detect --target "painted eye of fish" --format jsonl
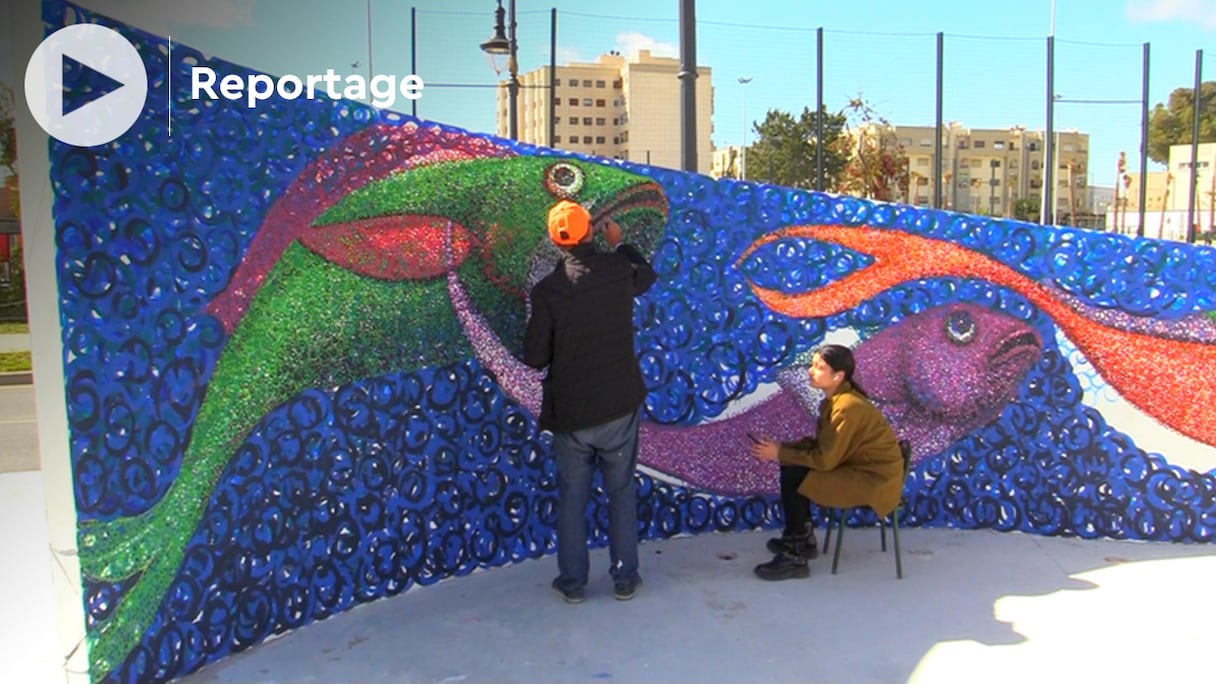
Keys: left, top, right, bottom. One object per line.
{"left": 945, "top": 309, "right": 977, "bottom": 345}
{"left": 544, "top": 162, "right": 585, "bottom": 198}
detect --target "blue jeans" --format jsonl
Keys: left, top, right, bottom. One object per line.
{"left": 552, "top": 408, "right": 641, "bottom": 591}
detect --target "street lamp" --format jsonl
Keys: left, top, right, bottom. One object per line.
{"left": 738, "top": 76, "right": 753, "bottom": 180}
{"left": 480, "top": 0, "right": 519, "bottom": 140}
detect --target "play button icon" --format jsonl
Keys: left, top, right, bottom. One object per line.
{"left": 62, "top": 54, "right": 128, "bottom": 117}
{"left": 25, "top": 24, "right": 148, "bottom": 147}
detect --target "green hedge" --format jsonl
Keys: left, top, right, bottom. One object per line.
{"left": 0, "top": 351, "right": 30, "bottom": 372}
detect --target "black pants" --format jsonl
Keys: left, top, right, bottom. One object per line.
{"left": 779, "top": 464, "right": 813, "bottom": 536}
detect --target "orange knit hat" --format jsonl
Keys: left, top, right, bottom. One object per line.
{"left": 547, "top": 199, "right": 591, "bottom": 246}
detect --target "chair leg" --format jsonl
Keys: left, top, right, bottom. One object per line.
{"left": 892, "top": 509, "right": 903, "bottom": 580}
{"left": 823, "top": 509, "right": 833, "bottom": 551}
{"left": 831, "top": 508, "right": 845, "bottom": 575}
{"left": 879, "top": 518, "right": 887, "bottom": 552}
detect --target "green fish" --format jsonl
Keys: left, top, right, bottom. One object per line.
{"left": 77, "top": 144, "right": 669, "bottom": 679}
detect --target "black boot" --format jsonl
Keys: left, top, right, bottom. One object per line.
{"left": 765, "top": 526, "right": 819, "bottom": 560}
{"left": 754, "top": 548, "right": 811, "bottom": 581}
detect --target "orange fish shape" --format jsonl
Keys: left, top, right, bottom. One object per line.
{"left": 737, "top": 225, "right": 1216, "bottom": 449}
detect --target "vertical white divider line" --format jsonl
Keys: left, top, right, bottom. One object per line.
{"left": 168, "top": 35, "right": 172, "bottom": 138}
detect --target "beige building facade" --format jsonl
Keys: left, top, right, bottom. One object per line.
{"left": 497, "top": 50, "right": 714, "bottom": 175}
{"left": 1108, "top": 142, "right": 1216, "bottom": 241}
{"left": 892, "top": 123, "right": 1090, "bottom": 222}
{"left": 711, "top": 145, "right": 741, "bottom": 179}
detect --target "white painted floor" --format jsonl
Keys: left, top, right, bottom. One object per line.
{"left": 5, "top": 469, "right": 1216, "bottom": 684}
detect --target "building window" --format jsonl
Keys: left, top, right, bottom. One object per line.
{"left": 582, "top": 98, "right": 592, "bottom": 106}
{"left": 994, "top": 141, "right": 1005, "bottom": 149}
{"left": 553, "top": 135, "right": 561, "bottom": 143}
{"left": 596, "top": 136, "right": 606, "bottom": 144}
{"left": 596, "top": 99, "right": 606, "bottom": 107}
{"left": 612, "top": 118, "right": 619, "bottom": 125}
{"left": 568, "top": 79, "right": 578, "bottom": 86}
{"left": 613, "top": 136, "right": 620, "bottom": 144}
{"left": 582, "top": 79, "right": 592, "bottom": 87}
{"left": 974, "top": 141, "right": 986, "bottom": 148}
{"left": 553, "top": 97, "right": 560, "bottom": 106}
{"left": 595, "top": 117, "right": 606, "bottom": 125}
{"left": 612, "top": 99, "right": 622, "bottom": 107}
{"left": 613, "top": 79, "right": 622, "bottom": 88}
{"left": 595, "top": 80, "right": 606, "bottom": 88}
{"left": 569, "top": 117, "right": 579, "bottom": 125}
{"left": 582, "top": 117, "right": 592, "bottom": 125}
{"left": 1031, "top": 160, "right": 1041, "bottom": 169}
{"left": 583, "top": 136, "right": 592, "bottom": 144}
{"left": 919, "top": 138, "right": 931, "bottom": 147}
{"left": 568, "top": 98, "right": 578, "bottom": 106}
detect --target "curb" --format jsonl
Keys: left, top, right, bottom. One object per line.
{"left": 0, "top": 371, "right": 32, "bottom": 386}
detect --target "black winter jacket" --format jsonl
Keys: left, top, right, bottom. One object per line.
{"left": 523, "top": 242, "right": 657, "bottom": 432}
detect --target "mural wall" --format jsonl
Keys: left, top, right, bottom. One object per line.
{"left": 41, "top": 2, "right": 1216, "bottom": 683}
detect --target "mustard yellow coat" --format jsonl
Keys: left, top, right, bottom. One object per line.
{"left": 776, "top": 383, "right": 904, "bottom": 517}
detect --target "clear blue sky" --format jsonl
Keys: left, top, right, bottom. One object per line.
{"left": 3, "top": 0, "right": 1215, "bottom": 185}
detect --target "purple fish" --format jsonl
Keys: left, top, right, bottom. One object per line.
{"left": 853, "top": 303, "right": 1042, "bottom": 461}
{"left": 635, "top": 303, "right": 1042, "bottom": 494}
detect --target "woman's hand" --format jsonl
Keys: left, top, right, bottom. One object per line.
{"left": 749, "top": 436, "right": 779, "bottom": 462}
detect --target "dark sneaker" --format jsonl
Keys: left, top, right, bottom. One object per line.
{"left": 551, "top": 578, "right": 585, "bottom": 604}
{"left": 613, "top": 577, "right": 642, "bottom": 601}
{"left": 754, "top": 553, "right": 810, "bottom": 581}
{"left": 765, "top": 533, "right": 819, "bottom": 559}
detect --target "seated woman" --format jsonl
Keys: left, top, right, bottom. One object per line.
{"left": 748, "top": 344, "right": 903, "bottom": 581}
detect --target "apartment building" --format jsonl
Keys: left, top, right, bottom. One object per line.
{"left": 891, "top": 123, "right": 1090, "bottom": 221}
{"left": 496, "top": 50, "right": 714, "bottom": 174}
{"left": 1108, "top": 142, "right": 1216, "bottom": 241}
{"left": 711, "top": 145, "right": 741, "bottom": 179}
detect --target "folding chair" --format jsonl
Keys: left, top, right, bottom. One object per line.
{"left": 822, "top": 439, "right": 912, "bottom": 579}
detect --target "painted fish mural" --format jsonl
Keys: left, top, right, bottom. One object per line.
{"left": 46, "top": 5, "right": 1216, "bottom": 684}
{"left": 738, "top": 225, "right": 1216, "bottom": 450}
{"left": 632, "top": 303, "right": 1042, "bottom": 494}
{"left": 854, "top": 303, "right": 1042, "bottom": 461}
{"left": 76, "top": 122, "right": 670, "bottom": 678}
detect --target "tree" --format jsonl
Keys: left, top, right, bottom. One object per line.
{"left": 1147, "top": 81, "right": 1216, "bottom": 164}
{"left": 0, "top": 81, "right": 18, "bottom": 218}
{"left": 745, "top": 105, "right": 848, "bottom": 190}
{"left": 1012, "top": 197, "right": 1040, "bottom": 223}
{"left": 838, "top": 95, "right": 909, "bottom": 202}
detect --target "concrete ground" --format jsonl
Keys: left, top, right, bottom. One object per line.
{"left": 0, "top": 384, "right": 38, "bottom": 473}
{"left": 4, "top": 465, "right": 1216, "bottom": 684}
